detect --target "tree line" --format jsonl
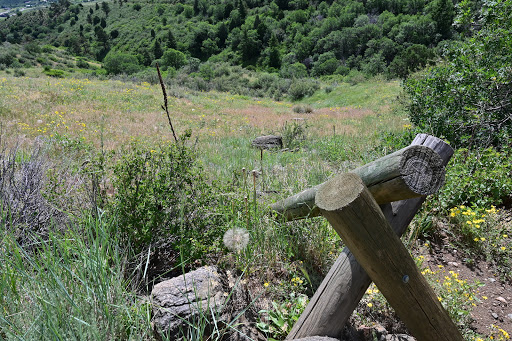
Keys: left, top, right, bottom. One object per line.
{"left": 1, "top": 0, "right": 460, "bottom": 78}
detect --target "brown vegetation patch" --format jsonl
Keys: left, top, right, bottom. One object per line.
{"left": 316, "top": 106, "right": 375, "bottom": 119}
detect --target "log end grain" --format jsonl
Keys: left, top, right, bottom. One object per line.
{"left": 400, "top": 145, "right": 444, "bottom": 195}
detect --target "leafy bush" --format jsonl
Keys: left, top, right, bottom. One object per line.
{"left": 43, "top": 68, "right": 66, "bottom": 78}
{"left": 288, "top": 79, "right": 319, "bottom": 100}
{"left": 161, "top": 48, "right": 188, "bottom": 70}
{"left": 76, "top": 58, "right": 90, "bottom": 69}
{"left": 434, "top": 147, "right": 512, "bottom": 210}
{"left": 403, "top": 0, "right": 512, "bottom": 148}
{"left": 110, "top": 140, "right": 221, "bottom": 256}
{"left": 0, "top": 51, "right": 15, "bottom": 67}
{"left": 103, "top": 51, "right": 141, "bottom": 75}
{"left": 280, "top": 62, "right": 308, "bottom": 79}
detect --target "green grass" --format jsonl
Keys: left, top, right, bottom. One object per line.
{"left": 0, "top": 214, "right": 152, "bottom": 340}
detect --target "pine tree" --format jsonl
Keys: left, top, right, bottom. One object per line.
{"left": 429, "top": 0, "right": 455, "bottom": 39}
{"left": 268, "top": 32, "right": 281, "bottom": 68}
{"left": 167, "top": 30, "right": 176, "bottom": 49}
{"left": 153, "top": 40, "right": 163, "bottom": 59}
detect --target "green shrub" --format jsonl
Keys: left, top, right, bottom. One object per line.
{"left": 76, "top": 58, "right": 90, "bottom": 69}
{"left": 292, "top": 104, "right": 313, "bottom": 114}
{"left": 280, "top": 62, "right": 308, "bottom": 79}
{"left": 0, "top": 51, "right": 15, "bottom": 66}
{"left": 110, "top": 140, "right": 221, "bottom": 256}
{"left": 103, "top": 51, "right": 141, "bottom": 75}
{"left": 288, "top": 79, "right": 319, "bottom": 100}
{"left": 403, "top": 0, "right": 512, "bottom": 149}
{"left": 13, "top": 69, "right": 25, "bottom": 77}
{"left": 43, "top": 68, "right": 66, "bottom": 78}
{"left": 281, "top": 120, "right": 309, "bottom": 149}
{"left": 345, "top": 69, "right": 366, "bottom": 85}
{"left": 161, "top": 48, "right": 187, "bottom": 70}
{"left": 434, "top": 147, "right": 512, "bottom": 210}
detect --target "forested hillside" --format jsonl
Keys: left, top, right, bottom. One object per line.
{"left": 0, "top": 0, "right": 460, "bottom": 78}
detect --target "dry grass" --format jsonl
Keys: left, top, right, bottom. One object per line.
{"left": 0, "top": 72, "right": 405, "bottom": 165}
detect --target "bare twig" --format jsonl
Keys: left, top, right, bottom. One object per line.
{"left": 156, "top": 63, "right": 178, "bottom": 143}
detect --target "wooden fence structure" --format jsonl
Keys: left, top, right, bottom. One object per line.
{"left": 271, "top": 134, "right": 463, "bottom": 341}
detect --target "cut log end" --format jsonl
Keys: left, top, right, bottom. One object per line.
{"left": 400, "top": 145, "right": 445, "bottom": 196}
{"left": 315, "top": 173, "right": 365, "bottom": 212}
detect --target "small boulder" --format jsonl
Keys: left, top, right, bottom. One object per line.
{"left": 151, "top": 266, "right": 225, "bottom": 340}
{"left": 290, "top": 337, "right": 340, "bottom": 341}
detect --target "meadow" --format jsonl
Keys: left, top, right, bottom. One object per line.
{"left": 1, "top": 70, "right": 511, "bottom": 341}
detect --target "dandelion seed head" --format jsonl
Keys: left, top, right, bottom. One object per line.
{"left": 223, "top": 228, "right": 249, "bottom": 252}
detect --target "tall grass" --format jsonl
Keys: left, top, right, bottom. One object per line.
{"left": 0, "top": 213, "right": 152, "bottom": 340}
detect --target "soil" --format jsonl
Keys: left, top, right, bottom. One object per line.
{"left": 422, "top": 238, "right": 512, "bottom": 337}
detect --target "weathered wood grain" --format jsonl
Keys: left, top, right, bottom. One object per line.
{"left": 271, "top": 144, "right": 444, "bottom": 221}
{"left": 314, "top": 173, "right": 463, "bottom": 341}
{"left": 286, "top": 134, "right": 454, "bottom": 340}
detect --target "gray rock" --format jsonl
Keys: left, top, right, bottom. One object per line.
{"left": 383, "top": 335, "right": 416, "bottom": 341}
{"left": 252, "top": 135, "right": 283, "bottom": 149}
{"left": 290, "top": 337, "right": 340, "bottom": 341}
{"left": 151, "top": 266, "right": 225, "bottom": 340}
{"left": 492, "top": 312, "right": 499, "bottom": 319}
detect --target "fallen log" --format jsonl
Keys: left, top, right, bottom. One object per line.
{"left": 271, "top": 144, "right": 444, "bottom": 221}
{"left": 286, "top": 134, "right": 454, "bottom": 339}
{"left": 314, "top": 173, "right": 463, "bottom": 341}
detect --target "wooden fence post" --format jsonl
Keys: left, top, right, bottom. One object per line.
{"left": 271, "top": 144, "right": 444, "bottom": 221}
{"left": 287, "top": 134, "right": 454, "bottom": 339}
{"left": 314, "top": 173, "right": 463, "bottom": 341}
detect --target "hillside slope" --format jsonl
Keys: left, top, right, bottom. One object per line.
{"left": 0, "top": 0, "right": 459, "bottom": 78}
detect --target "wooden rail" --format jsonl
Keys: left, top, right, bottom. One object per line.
{"left": 271, "top": 144, "right": 444, "bottom": 221}
{"left": 284, "top": 134, "right": 461, "bottom": 340}
{"left": 315, "top": 173, "right": 463, "bottom": 340}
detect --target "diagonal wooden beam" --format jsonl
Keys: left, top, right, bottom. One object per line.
{"left": 314, "top": 173, "right": 463, "bottom": 341}
{"left": 287, "top": 134, "right": 454, "bottom": 339}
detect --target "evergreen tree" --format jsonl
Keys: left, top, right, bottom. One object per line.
{"left": 253, "top": 14, "right": 261, "bottom": 30}
{"left": 167, "top": 30, "right": 176, "bottom": 49}
{"left": 428, "top": 0, "right": 455, "bottom": 39}
{"left": 268, "top": 32, "right": 281, "bottom": 68}
{"left": 141, "top": 49, "right": 152, "bottom": 66}
{"left": 238, "top": 0, "right": 247, "bottom": 19}
{"left": 217, "top": 22, "right": 228, "bottom": 48}
{"left": 153, "top": 39, "right": 163, "bottom": 59}
{"left": 101, "top": 2, "right": 110, "bottom": 16}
